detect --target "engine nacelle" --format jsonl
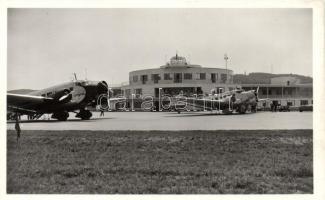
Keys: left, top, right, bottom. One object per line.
{"left": 97, "top": 81, "right": 108, "bottom": 95}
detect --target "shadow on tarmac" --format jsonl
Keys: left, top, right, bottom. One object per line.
{"left": 7, "top": 117, "right": 114, "bottom": 124}
{"left": 165, "top": 112, "right": 254, "bottom": 117}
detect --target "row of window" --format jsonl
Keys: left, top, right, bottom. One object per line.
{"left": 131, "top": 73, "right": 229, "bottom": 84}
{"left": 262, "top": 100, "right": 311, "bottom": 107}
{"left": 260, "top": 88, "right": 312, "bottom": 96}
{"left": 125, "top": 88, "right": 142, "bottom": 97}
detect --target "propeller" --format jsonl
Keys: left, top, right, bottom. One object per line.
{"left": 96, "top": 80, "right": 111, "bottom": 111}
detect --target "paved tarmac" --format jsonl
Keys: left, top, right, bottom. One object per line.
{"left": 7, "top": 111, "right": 312, "bottom": 131}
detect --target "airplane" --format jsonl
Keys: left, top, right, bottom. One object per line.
{"left": 176, "top": 87, "right": 266, "bottom": 114}
{"left": 7, "top": 79, "right": 109, "bottom": 121}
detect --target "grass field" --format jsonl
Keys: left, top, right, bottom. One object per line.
{"left": 7, "top": 130, "right": 313, "bottom": 194}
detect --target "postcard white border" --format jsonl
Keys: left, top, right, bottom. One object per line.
{"left": 0, "top": 0, "right": 324, "bottom": 200}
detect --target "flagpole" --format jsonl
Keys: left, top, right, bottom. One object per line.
{"left": 224, "top": 53, "right": 229, "bottom": 90}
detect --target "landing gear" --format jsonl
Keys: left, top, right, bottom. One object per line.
{"left": 246, "top": 105, "right": 252, "bottom": 113}
{"left": 222, "top": 109, "right": 233, "bottom": 115}
{"left": 251, "top": 105, "right": 257, "bottom": 113}
{"left": 76, "top": 109, "right": 92, "bottom": 120}
{"left": 238, "top": 104, "right": 247, "bottom": 114}
{"left": 52, "top": 111, "right": 69, "bottom": 121}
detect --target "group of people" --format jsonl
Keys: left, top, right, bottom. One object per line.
{"left": 270, "top": 102, "right": 290, "bottom": 112}
{"left": 270, "top": 103, "right": 278, "bottom": 112}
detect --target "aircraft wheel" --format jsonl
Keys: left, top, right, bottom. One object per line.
{"left": 222, "top": 109, "right": 233, "bottom": 115}
{"left": 77, "top": 109, "right": 92, "bottom": 120}
{"left": 247, "top": 105, "right": 252, "bottom": 113}
{"left": 239, "top": 104, "right": 247, "bottom": 114}
{"left": 57, "top": 116, "right": 68, "bottom": 121}
{"left": 251, "top": 105, "right": 257, "bottom": 113}
{"left": 52, "top": 111, "right": 69, "bottom": 121}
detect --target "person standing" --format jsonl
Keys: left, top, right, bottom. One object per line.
{"left": 15, "top": 116, "right": 21, "bottom": 142}
{"left": 231, "top": 94, "right": 236, "bottom": 110}
{"left": 100, "top": 108, "right": 105, "bottom": 117}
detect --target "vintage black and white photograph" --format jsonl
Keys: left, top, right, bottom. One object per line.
{"left": 4, "top": 2, "right": 322, "bottom": 196}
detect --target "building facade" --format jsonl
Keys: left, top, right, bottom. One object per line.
{"left": 115, "top": 54, "right": 236, "bottom": 98}
{"left": 242, "top": 76, "right": 313, "bottom": 108}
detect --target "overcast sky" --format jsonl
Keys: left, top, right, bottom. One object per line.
{"left": 7, "top": 8, "right": 312, "bottom": 90}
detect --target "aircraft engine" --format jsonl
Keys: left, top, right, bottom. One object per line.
{"left": 97, "top": 81, "right": 109, "bottom": 95}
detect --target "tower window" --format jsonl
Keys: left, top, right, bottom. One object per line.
{"left": 141, "top": 75, "right": 148, "bottom": 84}
{"left": 164, "top": 73, "right": 172, "bottom": 80}
{"left": 211, "top": 73, "right": 216, "bottom": 83}
{"left": 184, "top": 73, "right": 192, "bottom": 80}
{"left": 200, "top": 73, "right": 206, "bottom": 80}
{"left": 174, "top": 73, "right": 182, "bottom": 83}
{"left": 133, "top": 75, "right": 138, "bottom": 82}
{"left": 151, "top": 74, "right": 160, "bottom": 84}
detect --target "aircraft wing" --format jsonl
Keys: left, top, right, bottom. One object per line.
{"left": 258, "top": 98, "right": 270, "bottom": 102}
{"left": 189, "top": 97, "right": 230, "bottom": 104}
{"left": 109, "top": 97, "right": 126, "bottom": 102}
{"left": 7, "top": 93, "right": 53, "bottom": 114}
{"left": 184, "top": 98, "right": 230, "bottom": 110}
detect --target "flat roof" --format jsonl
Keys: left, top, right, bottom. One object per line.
{"left": 241, "top": 83, "right": 312, "bottom": 87}
{"left": 130, "top": 66, "right": 233, "bottom": 73}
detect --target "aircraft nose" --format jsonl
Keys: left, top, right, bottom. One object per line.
{"left": 97, "top": 81, "right": 108, "bottom": 94}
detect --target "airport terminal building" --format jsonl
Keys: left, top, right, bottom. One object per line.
{"left": 109, "top": 54, "right": 312, "bottom": 109}
{"left": 113, "top": 54, "right": 236, "bottom": 98}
